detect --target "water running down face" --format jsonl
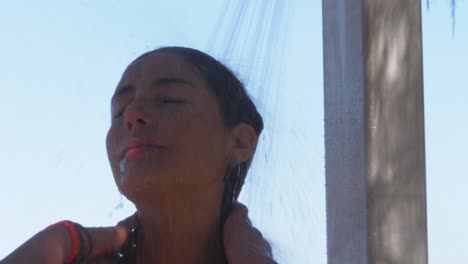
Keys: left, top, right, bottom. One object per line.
{"left": 105, "top": 51, "right": 258, "bottom": 206}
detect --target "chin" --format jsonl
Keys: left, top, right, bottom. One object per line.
{"left": 116, "top": 165, "right": 176, "bottom": 201}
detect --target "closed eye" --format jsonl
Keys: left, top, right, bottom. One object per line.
{"left": 161, "top": 98, "right": 186, "bottom": 104}
{"left": 112, "top": 98, "right": 186, "bottom": 119}
{"left": 113, "top": 109, "right": 124, "bottom": 118}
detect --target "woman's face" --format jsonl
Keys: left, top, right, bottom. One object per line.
{"left": 106, "top": 52, "right": 230, "bottom": 201}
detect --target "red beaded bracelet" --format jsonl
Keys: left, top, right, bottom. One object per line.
{"left": 49, "top": 221, "right": 80, "bottom": 264}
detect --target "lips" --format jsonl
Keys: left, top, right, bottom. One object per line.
{"left": 122, "top": 139, "right": 165, "bottom": 159}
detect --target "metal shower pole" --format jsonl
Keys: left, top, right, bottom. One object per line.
{"left": 322, "top": 1, "right": 428, "bottom": 263}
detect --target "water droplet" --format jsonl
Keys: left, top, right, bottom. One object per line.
{"left": 120, "top": 159, "right": 126, "bottom": 174}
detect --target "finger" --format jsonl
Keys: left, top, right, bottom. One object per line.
{"left": 85, "top": 225, "right": 129, "bottom": 258}
{"left": 71, "top": 213, "right": 138, "bottom": 261}
{"left": 223, "top": 203, "right": 274, "bottom": 261}
{"left": 116, "top": 212, "right": 139, "bottom": 231}
{"left": 230, "top": 202, "right": 249, "bottom": 220}
{"left": 224, "top": 202, "right": 250, "bottom": 229}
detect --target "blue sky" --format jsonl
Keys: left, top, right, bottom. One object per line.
{"left": 423, "top": 1, "right": 468, "bottom": 262}
{"left": 0, "top": 1, "right": 466, "bottom": 263}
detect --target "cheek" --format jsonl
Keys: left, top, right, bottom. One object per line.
{"left": 106, "top": 126, "right": 121, "bottom": 177}
{"left": 179, "top": 110, "right": 222, "bottom": 147}
{"left": 174, "top": 111, "right": 227, "bottom": 176}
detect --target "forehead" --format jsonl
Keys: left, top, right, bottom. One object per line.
{"left": 120, "top": 53, "right": 204, "bottom": 86}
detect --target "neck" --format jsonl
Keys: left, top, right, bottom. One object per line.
{"left": 133, "top": 184, "right": 226, "bottom": 264}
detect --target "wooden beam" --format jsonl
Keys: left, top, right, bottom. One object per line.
{"left": 322, "top": 1, "right": 428, "bottom": 263}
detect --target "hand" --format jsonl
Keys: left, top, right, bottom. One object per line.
{"left": 223, "top": 202, "right": 278, "bottom": 264}
{"left": 0, "top": 214, "right": 138, "bottom": 264}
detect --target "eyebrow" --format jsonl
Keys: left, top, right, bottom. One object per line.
{"left": 112, "top": 77, "right": 193, "bottom": 100}
{"left": 153, "top": 77, "right": 193, "bottom": 87}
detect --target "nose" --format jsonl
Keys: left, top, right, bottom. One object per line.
{"left": 123, "top": 105, "right": 151, "bottom": 132}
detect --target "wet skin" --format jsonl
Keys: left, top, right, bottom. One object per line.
{"left": 106, "top": 53, "right": 230, "bottom": 200}
{"left": 106, "top": 52, "right": 258, "bottom": 263}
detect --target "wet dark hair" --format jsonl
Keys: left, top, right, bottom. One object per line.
{"left": 136, "top": 46, "right": 264, "bottom": 229}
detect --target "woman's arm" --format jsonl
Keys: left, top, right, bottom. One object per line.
{"left": 223, "top": 202, "right": 278, "bottom": 264}
{"left": 0, "top": 215, "right": 137, "bottom": 264}
{"left": 0, "top": 224, "right": 71, "bottom": 264}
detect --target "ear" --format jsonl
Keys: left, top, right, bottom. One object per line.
{"left": 227, "top": 123, "right": 258, "bottom": 163}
